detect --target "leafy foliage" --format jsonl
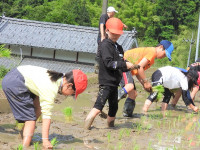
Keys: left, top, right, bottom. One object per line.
{"left": 0, "top": 45, "right": 11, "bottom": 58}
{"left": 0, "top": 66, "right": 9, "bottom": 79}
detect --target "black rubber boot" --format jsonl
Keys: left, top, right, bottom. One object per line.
{"left": 118, "top": 88, "right": 127, "bottom": 102}
{"left": 123, "top": 98, "right": 135, "bottom": 117}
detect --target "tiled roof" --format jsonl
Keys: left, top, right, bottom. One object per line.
{"left": 0, "top": 56, "right": 21, "bottom": 69}
{"left": 0, "top": 16, "right": 137, "bottom": 53}
{"left": 0, "top": 56, "right": 94, "bottom": 73}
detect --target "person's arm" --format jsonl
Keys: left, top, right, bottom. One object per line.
{"left": 182, "top": 89, "right": 198, "bottom": 112}
{"left": 136, "top": 58, "right": 152, "bottom": 92}
{"left": 123, "top": 23, "right": 128, "bottom": 29}
{"left": 42, "top": 118, "right": 53, "bottom": 149}
{"left": 100, "top": 24, "right": 106, "bottom": 41}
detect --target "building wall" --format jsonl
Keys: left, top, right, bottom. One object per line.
{"left": 78, "top": 52, "right": 95, "bottom": 64}
{"left": 55, "top": 50, "right": 76, "bottom": 61}
{"left": 32, "top": 47, "right": 54, "bottom": 58}
{"left": 10, "top": 45, "right": 31, "bottom": 56}
{"left": 8, "top": 44, "right": 95, "bottom": 64}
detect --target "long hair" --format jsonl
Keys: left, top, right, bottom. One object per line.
{"left": 47, "top": 70, "right": 76, "bottom": 91}
{"left": 181, "top": 71, "right": 196, "bottom": 91}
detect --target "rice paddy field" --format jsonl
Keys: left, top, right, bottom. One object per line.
{"left": 0, "top": 67, "right": 200, "bottom": 150}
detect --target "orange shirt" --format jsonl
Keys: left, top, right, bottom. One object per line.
{"left": 124, "top": 47, "right": 157, "bottom": 75}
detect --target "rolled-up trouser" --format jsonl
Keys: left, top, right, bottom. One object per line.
{"left": 2, "top": 68, "right": 36, "bottom": 123}
{"left": 94, "top": 85, "right": 118, "bottom": 117}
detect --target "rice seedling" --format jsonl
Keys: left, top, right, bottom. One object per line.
{"left": 152, "top": 85, "right": 164, "bottom": 101}
{"left": 173, "top": 145, "right": 177, "bottom": 150}
{"left": 125, "top": 128, "right": 131, "bottom": 137}
{"left": 132, "top": 141, "right": 140, "bottom": 150}
{"left": 156, "top": 133, "right": 162, "bottom": 143}
{"left": 118, "top": 129, "right": 124, "bottom": 140}
{"left": 173, "top": 118, "right": 177, "bottom": 128}
{"left": 167, "top": 129, "right": 172, "bottom": 140}
{"left": 168, "top": 121, "right": 171, "bottom": 130}
{"left": 148, "top": 113, "right": 163, "bottom": 120}
{"left": 178, "top": 115, "right": 182, "bottom": 122}
{"left": 16, "top": 144, "right": 23, "bottom": 150}
{"left": 157, "top": 121, "right": 161, "bottom": 128}
{"left": 51, "top": 137, "right": 59, "bottom": 148}
{"left": 107, "top": 132, "right": 111, "bottom": 143}
{"left": 37, "top": 115, "right": 42, "bottom": 123}
{"left": 133, "top": 145, "right": 140, "bottom": 150}
{"left": 134, "top": 123, "right": 142, "bottom": 134}
{"left": 117, "top": 142, "right": 122, "bottom": 150}
{"left": 15, "top": 121, "right": 24, "bottom": 130}
{"left": 63, "top": 107, "right": 73, "bottom": 122}
{"left": 147, "top": 141, "right": 153, "bottom": 150}
{"left": 34, "top": 142, "right": 40, "bottom": 150}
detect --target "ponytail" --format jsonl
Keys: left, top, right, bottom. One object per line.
{"left": 47, "top": 70, "right": 76, "bottom": 91}
{"left": 181, "top": 70, "right": 198, "bottom": 91}
{"left": 47, "top": 70, "right": 63, "bottom": 82}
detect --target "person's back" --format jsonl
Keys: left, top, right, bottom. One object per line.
{"left": 124, "top": 47, "right": 156, "bottom": 75}
{"left": 99, "top": 39, "right": 126, "bottom": 86}
{"left": 159, "top": 66, "right": 187, "bottom": 90}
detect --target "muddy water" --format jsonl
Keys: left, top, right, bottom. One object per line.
{"left": 1, "top": 74, "right": 200, "bottom": 149}
{"left": 0, "top": 98, "right": 11, "bottom": 113}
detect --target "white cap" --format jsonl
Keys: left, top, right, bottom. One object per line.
{"left": 107, "top": 6, "right": 118, "bottom": 13}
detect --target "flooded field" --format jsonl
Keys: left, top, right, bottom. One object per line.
{"left": 1, "top": 70, "right": 200, "bottom": 150}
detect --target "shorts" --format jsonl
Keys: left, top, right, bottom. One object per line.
{"left": 147, "top": 70, "right": 173, "bottom": 103}
{"left": 2, "top": 68, "right": 36, "bottom": 122}
{"left": 119, "top": 71, "right": 136, "bottom": 90}
{"left": 94, "top": 85, "right": 118, "bottom": 117}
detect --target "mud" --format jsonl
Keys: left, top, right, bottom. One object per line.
{"left": 1, "top": 72, "right": 200, "bottom": 150}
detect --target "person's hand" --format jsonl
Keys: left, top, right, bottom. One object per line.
{"left": 126, "top": 62, "right": 134, "bottom": 70}
{"left": 143, "top": 81, "right": 152, "bottom": 92}
{"left": 43, "top": 139, "right": 53, "bottom": 150}
{"left": 193, "top": 106, "right": 199, "bottom": 112}
{"left": 130, "top": 64, "right": 140, "bottom": 70}
{"left": 123, "top": 23, "right": 128, "bottom": 29}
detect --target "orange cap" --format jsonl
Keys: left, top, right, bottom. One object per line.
{"left": 106, "top": 17, "right": 123, "bottom": 35}
{"left": 73, "top": 69, "right": 88, "bottom": 100}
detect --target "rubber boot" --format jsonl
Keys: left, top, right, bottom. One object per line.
{"left": 84, "top": 116, "right": 95, "bottom": 130}
{"left": 118, "top": 88, "right": 127, "bottom": 102}
{"left": 123, "top": 98, "right": 135, "bottom": 117}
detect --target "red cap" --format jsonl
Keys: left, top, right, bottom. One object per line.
{"left": 73, "top": 69, "right": 88, "bottom": 100}
{"left": 106, "top": 17, "right": 123, "bottom": 35}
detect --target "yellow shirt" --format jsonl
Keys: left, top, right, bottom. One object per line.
{"left": 17, "top": 65, "right": 61, "bottom": 119}
{"left": 124, "top": 47, "right": 157, "bottom": 75}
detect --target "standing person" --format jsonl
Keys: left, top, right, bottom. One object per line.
{"left": 2, "top": 65, "right": 87, "bottom": 149}
{"left": 142, "top": 66, "right": 199, "bottom": 113}
{"left": 84, "top": 18, "right": 136, "bottom": 130}
{"left": 118, "top": 40, "right": 174, "bottom": 117}
{"left": 95, "top": 6, "right": 127, "bottom": 73}
{"left": 97, "top": 6, "right": 118, "bottom": 44}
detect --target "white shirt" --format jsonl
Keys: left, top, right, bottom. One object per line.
{"left": 158, "top": 66, "right": 188, "bottom": 90}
